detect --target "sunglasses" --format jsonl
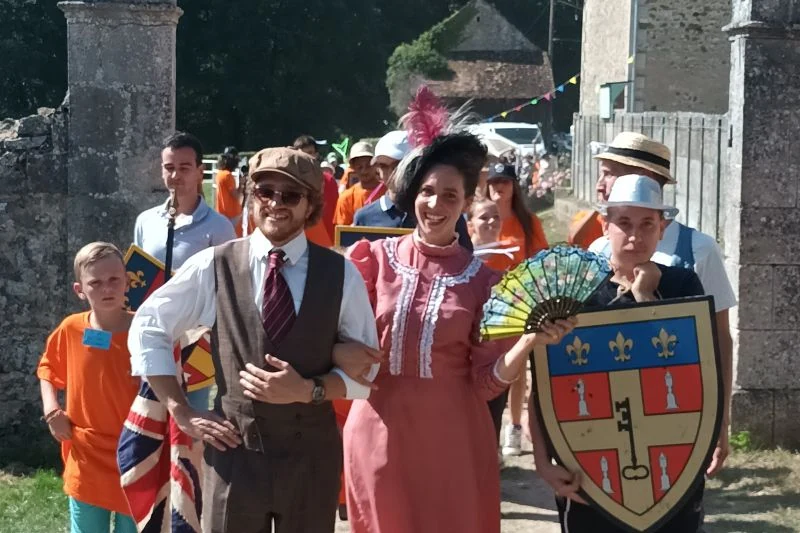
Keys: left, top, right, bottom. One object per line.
{"left": 253, "top": 186, "right": 307, "bottom": 207}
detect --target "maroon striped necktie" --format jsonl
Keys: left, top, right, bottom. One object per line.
{"left": 261, "top": 250, "right": 296, "bottom": 344}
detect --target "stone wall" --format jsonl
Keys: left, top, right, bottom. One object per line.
{"left": 579, "top": 0, "right": 631, "bottom": 115}
{"left": 724, "top": 0, "right": 800, "bottom": 448}
{"left": 634, "top": 0, "right": 730, "bottom": 113}
{"left": 0, "top": 104, "right": 71, "bottom": 461}
{"left": 580, "top": 0, "right": 730, "bottom": 114}
{"left": 0, "top": 1, "right": 182, "bottom": 463}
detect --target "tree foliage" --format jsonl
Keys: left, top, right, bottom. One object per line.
{"left": 0, "top": 0, "right": 580, "bottom": 151}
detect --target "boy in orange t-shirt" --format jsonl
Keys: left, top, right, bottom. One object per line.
{"left": 37, "top": 242, "right": 139, "bottom": 533}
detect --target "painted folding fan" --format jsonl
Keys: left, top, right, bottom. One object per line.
{"left": 480, "top": 245, "right": 612, "bottom": 340}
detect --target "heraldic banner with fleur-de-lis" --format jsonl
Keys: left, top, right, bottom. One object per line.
{"left": 532, "top": 296, "right": 722, "bottom": 533}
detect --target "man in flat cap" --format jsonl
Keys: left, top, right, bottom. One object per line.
{"left": 128, "top": 147, "right": 381, "bottom": 532}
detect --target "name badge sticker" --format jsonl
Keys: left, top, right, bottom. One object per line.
{"left": 83, "top": 328, "right": 112, "bottom": 350}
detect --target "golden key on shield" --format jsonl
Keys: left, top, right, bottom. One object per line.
{"left": 615, "top": 397, "right": 651, "bottom": 481}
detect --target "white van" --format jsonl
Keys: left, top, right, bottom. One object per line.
{"left": 470, "top": 122, "right": 547, "bottom": 158}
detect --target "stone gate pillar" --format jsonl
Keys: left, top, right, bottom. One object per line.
{"left": 58, "top": 0, "right": 182, "bottom": 255}
{"left": 724, "top": 0, "right": 800, "bottom": 447}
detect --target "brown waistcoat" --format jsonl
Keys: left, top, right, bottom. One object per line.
{"left": 211, "top": 239, "right": 344, "bottom": 452}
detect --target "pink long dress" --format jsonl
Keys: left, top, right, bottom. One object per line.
{"left": 344, "top": 232, "right": 510, "bottom": 533}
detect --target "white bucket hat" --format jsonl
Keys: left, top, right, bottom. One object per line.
{"left": 348, "top": 141, "right": 375, "bottom": 162}
{"left": 372, "top": 131, "right": 410, "bottom": 165}
{"left": 598, "top": 174, "right": 679, "bottom": 218}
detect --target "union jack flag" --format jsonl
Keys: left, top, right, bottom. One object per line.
{"left": 117, "top": 348, "right": 203, "bottom": 533}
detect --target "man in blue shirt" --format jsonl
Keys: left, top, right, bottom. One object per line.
{"left": 133, "top": 132, "right": 236, "bottom": 410}
{"left": 354, "top": 131, "right": 473, "bottom": 251}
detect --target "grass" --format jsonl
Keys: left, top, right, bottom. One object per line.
{"left": 704, "top": 449, "right": 800, "bottom": 532}
{"left": 0, "top": 469, "right": 67, "bottom": 533}
{"left": 3, "top": 450, "right": 797, "bottom": 532}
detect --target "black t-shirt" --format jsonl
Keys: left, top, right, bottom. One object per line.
{"left": 583, "top": 263, "right": 705, "bottom": 310}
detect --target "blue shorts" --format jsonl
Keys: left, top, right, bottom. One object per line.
{"left": 69, "top": 497, "right": 137, "bottom": 533}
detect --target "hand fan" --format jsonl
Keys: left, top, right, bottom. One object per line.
{"left": 480, "top": 245, "right": 612, "bottom": 341}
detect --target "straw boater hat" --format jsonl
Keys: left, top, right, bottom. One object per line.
{"left": 594, "top": 132, "right": 675, "bottom": 184}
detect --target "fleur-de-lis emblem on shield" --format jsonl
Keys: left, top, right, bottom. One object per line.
{"left": 609, "top": 332, "right": 633, "bottom": 362}
{"left": 652, "top": 328, "right": 678, "bottom": 358}
{"left": 566, "top": 336, "right": 590, "bottom": 366}
{"left": 128, "top": 270, "right": 147, "bottom": 289}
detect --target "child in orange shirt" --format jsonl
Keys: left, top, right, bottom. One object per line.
{"left": 37, "top": 242, "right": 139, "bottom": 533}
{"left": 468, "top": 198, "right": 517, "bottom": 273}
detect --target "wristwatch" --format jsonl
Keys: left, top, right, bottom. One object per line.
{"left": 310, "top": 377, "right": 326, "bottom": 405}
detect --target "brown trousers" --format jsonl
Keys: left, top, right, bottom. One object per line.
{"left": 201, "top": 417, "right": 342, "bottom": 533}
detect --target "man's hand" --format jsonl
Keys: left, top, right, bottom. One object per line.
{"left": 46, "top": 410, "right": 72, "bottom": 442}
{"left": 536, "top": 459, "right": 586, "bottom": 504}
{"left": 631, "top": 261, "right": 662, "bottom": 301}
{"left": 332, "top": 342, "right": 386, "bottom": 389}
{"left": 239, "top": 354, "right": 313, "bottom": 404}
{"left": 171, "top": 405, "right": 241, "bottom": 451}
{"left": 706, "top": 424, "right": 730, "bottom": 477}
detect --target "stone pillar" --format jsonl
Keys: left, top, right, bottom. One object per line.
{"left": 58, "top": 0, "right": 182, "bottom": 256}
{"left": 724, "top": 1, "right": 800, "bottom": 448}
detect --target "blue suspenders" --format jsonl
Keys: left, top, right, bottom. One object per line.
{"left": 674, "top": 223, "right": 696, "bottom": 270}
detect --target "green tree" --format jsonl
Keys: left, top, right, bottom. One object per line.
{"left": 0, "top": 0, "right": 66, "bottom": 119}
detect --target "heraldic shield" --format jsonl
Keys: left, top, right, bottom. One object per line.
{"left": 532, "top": 296, "right": 722, "bottom": 532}
{"left": 124, "top": 245, "right": 215, "bottom": 392}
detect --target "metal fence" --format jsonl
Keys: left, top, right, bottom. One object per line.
{"left": 571, "top": 112, "right": 729, "bottom": 241}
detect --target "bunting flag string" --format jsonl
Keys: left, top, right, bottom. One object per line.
{"left": 486, "top": 72, "right": 581, "bottom": 122}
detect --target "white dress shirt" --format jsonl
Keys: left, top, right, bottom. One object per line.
{"left": 128, "top": 230, "right": 380, "bottom": 399}
{"left": 589, "top": 221, "right": 737, "bottom": 311}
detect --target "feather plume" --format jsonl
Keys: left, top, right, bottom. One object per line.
{"left": 401, "top": 86, "right": 449, "bottom": 148}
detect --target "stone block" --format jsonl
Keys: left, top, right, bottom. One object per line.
{"left": 67, "top": 149, "right": 120, "bottom": 195}
{"left": 735, "top": 265, "right": 773, "bottom": 329}
{"left": 0, "top": 195, "right": 69, "bottom": 330}
{"left": 774, "top": 389, "right": 800, "bottom": 448}
{"left": 0, "top": 370, "right": 40, "bottom": 429}
{"left": 66, "top": 19, "right": 176, "bottom": 88}
{"left": 68, "top": 85, "right": 128, "bottom": 153}
{"left": 0, "top": 118, "right": 18, "bottom": 141}
{"left": 740, "top": 207, "right": 800, "bottom": 265}
{"left": 736, "top": 330, "right": 799, "bottom": 389}
{"left": 17, "top": 114, "right": 51, "bottom": 137}
{"left": 0, "top": 151, "right": 25, "bottom": 194}
{"left": 66, "top": 195, "right": 143, "bottom": 256}
{"left": 3, "top": 136, "right": 48, "bottom": 151}
{"left": 773, "top": 266, "right": 800, "bottom": 328}
{"left": 26, "top": 152, "right": 68, "bottom": 195}
{"left": 731, "top": 389, "right": 773, "bottom": 447}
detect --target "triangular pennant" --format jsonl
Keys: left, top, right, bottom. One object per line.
{"left": 501, "top": 111, "right": 508, "bottom": 118}
{"left": 627, "top": 55, "right": 634, "bottom": 64}
{"left": 569, "top": 76, "right": 578, "bottom": 84}
{"left": 557, "top": 85, "right": 565, "bottom": 93}
{"left": 514, "top": 105, "right": 523, "bottom": 112}
{"left": 332, "top": 138, "right": 350, "bottom": 160}
{"left": 543, "top": 93, "right": 552, "bottom": 101}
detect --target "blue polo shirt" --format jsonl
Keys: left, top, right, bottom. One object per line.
{"left": 133, "top": 196, "right": 236, "bottom": 270}
{"left": 353, "top": 195, "right": 473, "bottom": 251}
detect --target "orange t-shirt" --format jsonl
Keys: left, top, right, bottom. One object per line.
{"left": 338, "top": 167, "right": 357, "bottom": 192}
{"left": 333, "top": 184, "right": 376, "bottom": 226}
{"left": 305, "top": 219, "right": 333, "bottom": 248}
{"left": 214, "top": 170, "right": 243, "bottom": 237}
{"left": 495, "top": 214, "right": 550, "bottom": 270}
{"left": 36, "top": 312, "right": 139, "bottom": 515}
{"left": 568, "top": 210, "right": 605, "bottom": 250}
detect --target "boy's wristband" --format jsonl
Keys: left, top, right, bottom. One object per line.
{"left": 43, "top": 408, "right": 63, "bottom": 423}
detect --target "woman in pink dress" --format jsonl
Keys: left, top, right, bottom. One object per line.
{"left": 343, "top": 133, "right": 575, "bottom": 533}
